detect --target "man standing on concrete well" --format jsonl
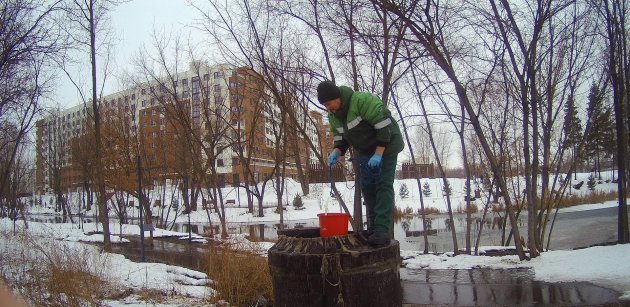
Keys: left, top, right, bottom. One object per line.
{"left": 318, "top": 81, "right": 404, "bottom": 246}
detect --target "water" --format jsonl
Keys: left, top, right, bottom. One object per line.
{"left": 25, "top": 213, "right": 526, "bottom": 253}
{"left": 401, "top": 268, "right": 623, "bottom": 306}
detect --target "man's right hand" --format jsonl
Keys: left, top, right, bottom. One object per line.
{"left": 327, "top": 150, "right": 339, "bottom": 166}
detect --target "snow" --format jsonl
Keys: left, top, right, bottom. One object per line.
{"left": 401, "top": 243, "right": 630, "bottom": 293}
{"left": 4, "top": 171, "right": 630, "bottom": 304}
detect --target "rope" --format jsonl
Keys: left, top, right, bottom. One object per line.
{"left": 320, "top": 252, "right": 345, "bottom": 306}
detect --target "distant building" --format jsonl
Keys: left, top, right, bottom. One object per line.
{"left": 35, "top": 63, "right": 327, "bottom": 194}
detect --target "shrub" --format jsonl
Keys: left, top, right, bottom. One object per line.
{"left": 456, "top": 203, "right": 479, "bottom": 214}
{"left": 205, "top": 242, "right": 273, "bottom": 306}
{"left": 491, "top": 202, "right": 505, "bottom": 213}
{"left": 587, "top": 175, "right": 596, "bottom": 190}
{"left": 292, "top": 194, "right": 304, "bottom": 209}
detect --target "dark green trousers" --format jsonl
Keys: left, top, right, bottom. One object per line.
{"left": 360, "top": 154, "right": 398, "bottom": 233}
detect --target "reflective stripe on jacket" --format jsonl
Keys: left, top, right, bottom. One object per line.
{"left": 328, "top": 86, "right": 404, "bottom": 157}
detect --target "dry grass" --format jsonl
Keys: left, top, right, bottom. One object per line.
{"left": 393, "top": 207, "right": 414, "bottom": 220}
{"left": 556, "top": 191, "right": 618, "bottom": 208}
{"left": 0, "top": 230, "right": 115, "bottom": 307}
{"left": 491, "top": 202, "right": 505, "bottom": 213}
{"left": 205, "top": 241, "right": 273, "bottom": 306}
{"left": 418, "top": 206, "right": 442, "bottom": 215}
{"left": 456, "top": 203, "right": 479, "bottom": 214}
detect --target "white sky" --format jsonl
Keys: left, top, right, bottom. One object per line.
{"left": 51, "top": 0, "right": 203, "bottom": 109}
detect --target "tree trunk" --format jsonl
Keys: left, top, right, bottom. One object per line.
{"left": 88, "top": 0, "right": 110, "bottom": 251}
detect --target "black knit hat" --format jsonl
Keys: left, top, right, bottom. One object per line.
{"left": 317, "top": 81, "right": 341, "bottom": 103}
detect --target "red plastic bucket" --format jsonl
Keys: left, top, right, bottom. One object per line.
{"left": 317, "top": 213, "right": 350, "bottom": 237}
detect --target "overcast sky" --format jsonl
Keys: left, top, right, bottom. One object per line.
{"left": 51, "top": 0, "right": 203, "bottom": 109}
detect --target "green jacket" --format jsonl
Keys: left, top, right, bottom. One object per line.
{"left": 328, "top": 86, "right": 404, "bottom": 157}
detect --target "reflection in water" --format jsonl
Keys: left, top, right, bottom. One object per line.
{"left": 110, "top": 238, "right": 208, "bottom": 272}
{"left": 402, "top": 268, "right": 621, "bottom": 306}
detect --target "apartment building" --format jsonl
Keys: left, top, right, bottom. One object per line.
{"left": 35, "top": 63, "right": 326, "bottom": 194}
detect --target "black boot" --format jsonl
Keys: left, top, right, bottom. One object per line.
{"left": 367, "top": 231, "right": 390, "bottom": 246}
{"left": 359, "top": 229, "right": 374, "bottom": 237}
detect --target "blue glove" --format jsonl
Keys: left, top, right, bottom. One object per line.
{"left": 327, "top": 150, "right": 339, "bottom": 166}
{"left": 367, "top": 153, "right": 382, "bottom": 168}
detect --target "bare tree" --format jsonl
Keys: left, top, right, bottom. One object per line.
{"left": 61, "top": 0, "right": 124, "bottom": 251}
{"left": 373, "top": 0, "right": 528, "bottom": 259}
{"left": 1, "top": 0, "right": 64, "bottom": 220}
{"left": 194, "top": 0, "right": 358, "bottom": 223}
{"left": 594, "top": 0, "right": 630, "bottom": 243}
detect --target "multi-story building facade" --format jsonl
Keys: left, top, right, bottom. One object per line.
{"left": 35, "top": 63, "right": 327, "bottom": 194}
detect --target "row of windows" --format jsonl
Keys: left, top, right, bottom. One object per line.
{"left": 172, "top": 72, "right": 225, "bottom": 88}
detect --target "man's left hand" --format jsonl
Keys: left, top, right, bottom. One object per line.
{"left": 367, "top": 153, "right": 382, "bottom": 168}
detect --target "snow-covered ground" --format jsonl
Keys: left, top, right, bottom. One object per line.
{"left": 25, "top": 171, "right": 620, "bottom": 225}
{"left": 2, "top": 171, "right": 629, "bottom": 305}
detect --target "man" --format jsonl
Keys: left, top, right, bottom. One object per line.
{"left": 317, "top": 80, "right": 404, "bottom": 245}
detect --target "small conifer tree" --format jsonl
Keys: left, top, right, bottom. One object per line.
{"left": 292, "top": 194, "right": 304, "bottom": 209}
{"left": 399, "top": 183, "right": 410, "bottom": 199}
{"left": 422, "top": 181, "right": 432, "bottom": 197}
{"left": 442, "top": 180, "right": 452, "bottom": 196}
{"left": 587, "top": 174, "right": 597, "bottom": 191}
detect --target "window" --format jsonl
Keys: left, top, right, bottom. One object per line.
{"left": 151, "top": 120, "right": 156, "bottom": 127}
{"left": 141, "top": 100, "right": 146, "bottom": 107}
{"left": 217, "top": 159, "right": 224, "bottom": 167}
{"left": 141, "top": 88, "right": 146, "bottom": 95}
{"left": 182, "top": 78, "right": 188, "bottom": 86}
{"left": 203, "top": 74, "right": 209, "bottom": 81}
{"left": 214, "top": 71, "right": 221, "bottom": 79}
